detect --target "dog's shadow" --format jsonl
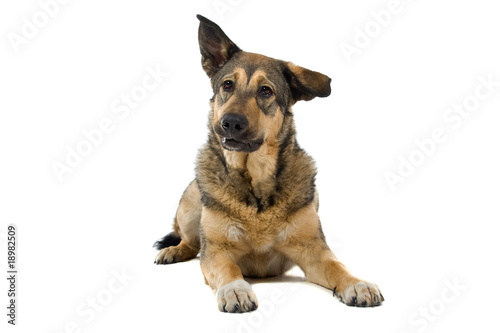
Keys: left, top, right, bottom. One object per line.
{"left": 188, "top": 257, "right": 306, "bottom": 285}
{"left": 245, "top": 273, "right": 335, "bottom": 297}
{"left": 244, "top": 274, "right": 305, "bottom": 285}
{"left": 186, "top": 257, "right": 332, "bottom": 296}
{"left": 187, "top": 257, "right": 307, "bottom": 285}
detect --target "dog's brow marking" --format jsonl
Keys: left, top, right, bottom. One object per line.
{"left": 250, "top": 71, "right": 272, "bottom": 87}
{"left": 223, "top": 69, "right": 243, "bottom": 85}
{"left": 233, "top": 68, "right": 247, "bottom": 87}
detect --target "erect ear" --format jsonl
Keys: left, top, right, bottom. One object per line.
{"left": 197, "top": 14, "right": 241, "bottom": 78}
{"left": 283, "top": 62, "right": 332, "bottom": 103}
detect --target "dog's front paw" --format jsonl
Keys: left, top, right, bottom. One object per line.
{"left": 216, "top": 280, "right": 258, "bottom": 313}
{"left": 333, "top": 279, "right": 384, "bottom": 307}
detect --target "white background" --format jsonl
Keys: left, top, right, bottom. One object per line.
{"left": 1, "top": 0, "right": 499, "bottom": 332}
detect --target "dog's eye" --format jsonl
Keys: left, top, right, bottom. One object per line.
{"left": 223, "top": 80, "right": 234, "bottom": 92}
{"left": 260, "top": 86, "right": 273, "bottom": 97}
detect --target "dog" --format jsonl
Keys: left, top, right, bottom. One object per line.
{"left": 154, "top": 14, "right": 384, "bottom": 312}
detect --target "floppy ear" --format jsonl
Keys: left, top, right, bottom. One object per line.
{"left": 197, "top": 14, "right": 241, "bottom": 78}
{"left": 283, "top": 62, "right": 332, "bottom": 102}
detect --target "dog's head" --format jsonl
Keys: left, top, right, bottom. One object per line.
{"left": 197, "top": 15, "right": 331, "bottom": 153}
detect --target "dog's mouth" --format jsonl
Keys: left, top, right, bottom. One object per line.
{"left": 221, "top": 137, "right": 262, "bottom": 153}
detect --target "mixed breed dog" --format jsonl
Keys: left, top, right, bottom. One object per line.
{"left": 154, "top": 15, "right": 383, "bottom": 313}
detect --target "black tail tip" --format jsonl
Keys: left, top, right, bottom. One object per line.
{"left": 153, "top": 232, "right": 181, "bottom": 250}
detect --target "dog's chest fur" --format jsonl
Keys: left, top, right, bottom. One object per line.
{"left": 196, "top": 128, "right": 317, "bottom": 248}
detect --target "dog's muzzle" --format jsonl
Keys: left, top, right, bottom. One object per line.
{"left": 218, "top": 113, "right": 262, "bottom": 153}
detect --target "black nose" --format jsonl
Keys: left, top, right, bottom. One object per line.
{"left": 220, "top": 113, "right": 248, "bottom": 137}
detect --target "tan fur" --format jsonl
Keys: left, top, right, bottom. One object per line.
{"left": 222, "top": 149, "right": 247, "bottom": 170}
{"left": 215, "top": 68, "right": 284, "bottom": 197}
{"left": 212, "top": 68, "right": 247, "bottom": 127}
{"left": 200, "top": 208, "right": 248, "bottom": 289}
{"left": 174, "top": 181, "right": 201, "bottom": 246}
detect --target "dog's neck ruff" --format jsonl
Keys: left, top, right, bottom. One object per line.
{"left": 196, "top": 118, "right": 316, "bottom": 216}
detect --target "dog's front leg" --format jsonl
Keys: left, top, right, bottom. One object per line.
{"left": 277, "top": 204, "right": 384, "bottom": 307}
{"left": 200, "top": 208, "right": 258, "bottom": 313}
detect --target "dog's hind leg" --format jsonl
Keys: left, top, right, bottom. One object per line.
{"left": 154, "top": 180, "right": 201, "bottom": 264}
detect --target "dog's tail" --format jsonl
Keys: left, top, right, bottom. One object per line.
{"left": 153, "top": 232, "right": 181, "bottom": 250}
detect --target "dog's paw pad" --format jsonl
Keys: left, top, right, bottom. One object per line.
{"left": 216, "top": 280, "right": 258, "bottom": 313}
